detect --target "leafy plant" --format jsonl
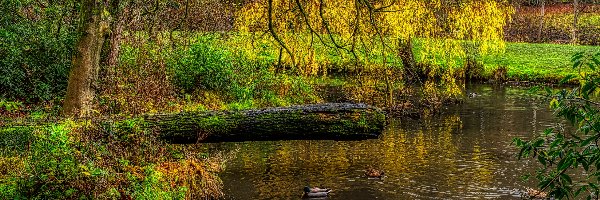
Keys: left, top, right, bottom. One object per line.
{"left": 0, "top": 1, "right": 77, "bottom": 102}
{"left": 515, "top": 51, "right": 600, "bottom": 199}
{"left": 0, "top": 124, "right": 81, "bottom": 199}
{"left": 170, "top": 36, "right": 235, "bottom": 93}
{"left": 0, "top": 100, "right": 23, "bottom": 113}
{"left": 168, "top": 35, "right": 319, "bottom": 108}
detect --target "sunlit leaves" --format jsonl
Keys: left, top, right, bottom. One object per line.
{"left": 234, "top": 0, "right": 514, "bottom": 89}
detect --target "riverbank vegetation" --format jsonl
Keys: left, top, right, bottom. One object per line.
{"left": 0, "top": 0, "right": 599, "bottom": 198}
{"left": 0, "top": 119, "right": 227, "bottom": 199}
{"left": 515, "top": 51, "right": 600, "bottom": 199}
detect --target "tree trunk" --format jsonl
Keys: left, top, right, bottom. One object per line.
{"left": 537, "top": 0, "right": 545, "bottom": 42}
{"left": 398, "top": 38, "right": 417, "bottom": 81}
{"left": 572, "top": 0, "right": 578, "bottom": 44}
{"left": 145, "top": 103, "right": 387, "bottom": 143}
{"left": 63, "top": 0, "right": 110, "bottom": 117}
{"left": 106, "top": 7, "right": 123, "bottom": 68}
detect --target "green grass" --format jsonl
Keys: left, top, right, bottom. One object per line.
{"left": 198, "top": 33, "right": 600, "bottom": 83}
{"left": 481, "top": 42, "right": 600, "bottom": 81}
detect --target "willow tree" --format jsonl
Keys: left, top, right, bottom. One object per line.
{"left": 236, "top": 0, "right": 513, "bottom": 97}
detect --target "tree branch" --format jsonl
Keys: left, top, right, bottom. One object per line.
{"left": 267, "top": 0, "right": 295, "bottom": 69}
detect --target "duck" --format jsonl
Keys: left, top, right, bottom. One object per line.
{"left": 468, "top": 92, "right": 478, "bottom": 98}
{"left": 303, "top": 186, "right": 331, "bottom": 198}
{"left": 365, "top": 168, "right": 385, "bottom": 178}
{"left": 525, "top": 188, "right": 548, "bottom": 199}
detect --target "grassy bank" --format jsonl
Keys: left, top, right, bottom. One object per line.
{"left": 192, "top": 33, "right": 599, "bottom": 84}
{"left": 480, "top": 42, "right": 600, "bottom": 82}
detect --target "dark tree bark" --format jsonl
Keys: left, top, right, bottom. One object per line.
{"left": 145, "top": 103, "right": 387, "bottom": 143}
{"left": 106, "top": 1, "right": 124, "bottom": 68}
{"left": 63, "top": 0, "right": 110, "bottom": 116}
{"left": 398, "top": 39, "right": 417, "bottom": 82}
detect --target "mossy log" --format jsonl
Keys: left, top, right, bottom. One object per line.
{"left": 145, "top": 103, "right": 386, "bottom": 143}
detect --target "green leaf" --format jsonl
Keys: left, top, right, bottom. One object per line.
{"left": 581, "top": 135, "right": 598, "bottom": 147}
{"left": 558, "top": 158, "right": 573, "bottom": 171}
{"left": 582, "top": 159, "right": 590, "bottom": 171}
{"left": 587, "top": 63, "right": 596, "bottom": 71}
{"left": 560, "top": 173, "right": 572, "bottom": 184}
{"left": 560, "top": 74, "right": 576, "bottom": 84}
{"left": 572, "top": 52, "right": 584, "bottom": 62}
{"left": 533, "top": 139, "right": 544, "bottom": 147}
{"left": 574, "top": 60, "right": 583, "bottom": 69}
{"left": 545, "top": 87, "right": 552, "bottom": 95}
{"left": 538, "top": 154, "right": 547, "bottom": 166}
{"left": 543, "top": 128, "right": 554, "bottom": 136}
{"left": 528, "top": 86, "right": 541, "bottom": 94}
{"left": 575, "top": 186, "right": 588, "bottom": 197}
{"left": 592, "top": 57, "right": 600, "bottom": 66}
{"left": 589, "top": 183, "right": 598, "bottom": 191}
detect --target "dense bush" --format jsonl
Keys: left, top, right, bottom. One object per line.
{"left": 168, "top": 35, "right": 320, "bottom": 109}
{"left": 0, "top": 1, "right": 77, "bottom": 102}
{"left": 170, "top": 36, "right": 236, "bottom": 93}
{"left": 0, "top": 125, "right": 79, "bottom": 198}
{"left": 99, "top": 40, "right": 178, "bottom": 115}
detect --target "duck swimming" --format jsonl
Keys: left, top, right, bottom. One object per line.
{"left": 303, "top": 186, "right": 331, "bottom": 198}
{"left": 468, "top": 92, "right": 478, "bottom": 98}
{"left": 365, "top": 168, "right": 385, "bottom": 178}
{"left": 525, "top": 188, "right": 548, "bottom": 199}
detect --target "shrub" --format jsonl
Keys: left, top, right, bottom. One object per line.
{"left": 0, "top": 126, "right": 33, "bottom": 153}
{"left": 100, "top": 41, "right": 178, "bottom": 115}
{"left": 0, "top": 124, "right": 80, "bottom": 199}
{"left": 168, "top": 35, "right": 320, "bottom": 108}
{"left": 0, "top": 2, "right": 77, "bottom": 102}
{"left": 0, "top": 119, "right": 225, "bottom": 199}
{"left": 170, "top": 36, "right": 235, "bottom": 93}
{"left": 464, "top": 58, "right": 485, "bottom": 81}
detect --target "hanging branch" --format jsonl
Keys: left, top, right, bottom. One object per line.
{"left": 294, "top": 0, "right": 333, "bottom": 49}
{"left": 318, "top": 0, "right": 350, "bottom": 51}
{"left": 268, "top": 0, "right": 296, "bottom": 70}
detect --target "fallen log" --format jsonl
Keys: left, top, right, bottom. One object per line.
{"left": 145, "top": 103, "right": 386, "bottom": 143}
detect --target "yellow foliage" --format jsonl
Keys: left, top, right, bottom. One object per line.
{"left": 236, "top": 0, "right": 514, "bottom": 94}
{"left": 156, "top": 157, "right": 225, "bottom": 199}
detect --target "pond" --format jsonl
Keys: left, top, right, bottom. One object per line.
{"left": 213, "top": 84, "right": 557, "bottom": 199}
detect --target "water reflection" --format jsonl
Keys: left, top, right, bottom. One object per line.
{"left": 214, "top": 84, "right": 556, "bottom": 199}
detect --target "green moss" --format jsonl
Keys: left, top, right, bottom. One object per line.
{"left": 197, "top": 116, "right": 227, "bottom": 129}
{"left": 150, "top": 105, "right": 386, "bottom": 142}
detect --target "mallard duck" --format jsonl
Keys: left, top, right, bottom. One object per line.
{"left": 303, "top": 186, "right": 331, "bottom": 198}
{"left": 526, "top": 188, "right": 548, "bottom": 199}
{"left": 365, "top": 168, "right": 385, "bottom": 178}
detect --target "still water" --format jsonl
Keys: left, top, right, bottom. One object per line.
{"left": 215, "top": 84, "right": 557, "bottom": 199}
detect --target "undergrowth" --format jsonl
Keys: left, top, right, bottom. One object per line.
{"left": 0, "top": 119, "right": 225, "bottom": 199}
